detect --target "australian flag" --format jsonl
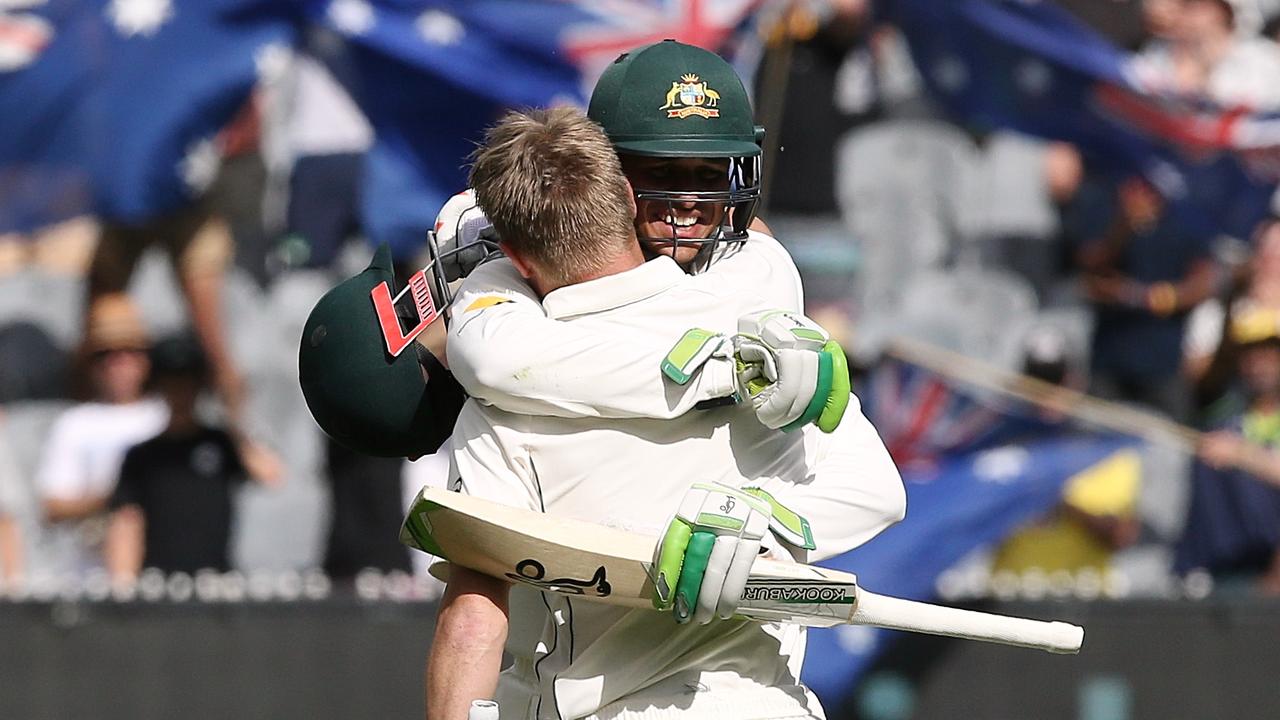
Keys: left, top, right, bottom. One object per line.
{"left": 0, "top": 0, "right": 297, "bottom": 232}
{"left": 887, "top": 0, "right": 1280, "bottom": 240}
{"left": 317, "top": 0, "right": 771, "bottom": 258}
{"left": 802, "top": 432, "right": 1138, "bottom": 706}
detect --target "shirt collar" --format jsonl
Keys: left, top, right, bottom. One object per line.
{"left": 543, "top": 256, "right": 686, "bottom": 319}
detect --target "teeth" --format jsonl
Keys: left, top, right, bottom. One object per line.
{"left": 664, "top": 214, "right": 697, "bottom": 227}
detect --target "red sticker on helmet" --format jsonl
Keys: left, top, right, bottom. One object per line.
{"left": 371, "top": 269, "right": 439, "bottom": 357}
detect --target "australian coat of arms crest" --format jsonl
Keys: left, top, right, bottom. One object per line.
{"left": 660, "top": 73, "right": 720, "bottom": 119}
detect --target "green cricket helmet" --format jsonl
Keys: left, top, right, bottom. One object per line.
{"left": 298, "top": 244, "right": 442, "bottom": 458}
{"left": 588, "top": 39, "right": 763, "bottom": 250}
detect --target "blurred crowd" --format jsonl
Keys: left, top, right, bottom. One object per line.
{"left": 770, "top": 0, "right": 1280, "bottom": 595}
{"left": 1, "top": 0, "right": 1280, "bottom": 600}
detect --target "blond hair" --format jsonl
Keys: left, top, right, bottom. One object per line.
{"left": 469, "top": 106, "right": 634, "bottom": 285}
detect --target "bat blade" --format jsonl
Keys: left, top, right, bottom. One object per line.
{"left": 403, "top": 487, "right": 1083, "bottom": 653}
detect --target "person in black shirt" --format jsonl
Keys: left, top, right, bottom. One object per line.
{"left": 105, "top": 333, "right": 278, "bottom": 580}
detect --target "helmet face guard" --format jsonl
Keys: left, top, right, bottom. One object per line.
{"left": 587, "top": 40, "right": 765, "bottom": 270}
{"left": 631, "top": 153, "right": 760, "bottom": 243}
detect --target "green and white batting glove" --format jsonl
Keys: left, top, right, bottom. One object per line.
{"left": 660, "top": 311, "right": 851, "bottom": 433}
{"left": 653, "top": 482, "right": 771, "bottom": 625}
{"left": 733, "top": 310, "right": 851, "bottom": 433}
{"left": 652, "top": 483, "right": 818, "bottom": 625}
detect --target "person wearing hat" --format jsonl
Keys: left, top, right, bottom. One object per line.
{"left": 1175, "top": 308, "right": 1280, "bottom": 592}
{"left": 34, "top": 294, "right": 168, "bottom": 576}
{"left": 104, "top": 334, "right": 278, "bottom": 581}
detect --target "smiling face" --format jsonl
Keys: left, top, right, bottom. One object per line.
{"left": 619, "top": 154, "right": 730, "bottom": 265}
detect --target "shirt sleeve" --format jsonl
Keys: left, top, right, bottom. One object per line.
{"left": 694, "top": 231, "right": 806, "bottom": 313}
{"left": 219, "top": 431, "right": 247, "bottom": 484}
{"left": 35, "top": 411, "right": 87, "bottom": 502}
{"left": 108, "top": 446, "right": 144, "bottom": 510}
{"left": 446, "top": 258, "right": 737, "bottom": 419}
{"left": 749, "top": 393, "right": 906, "bottom": 563}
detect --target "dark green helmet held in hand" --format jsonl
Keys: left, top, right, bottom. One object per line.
{"left": 298, "top": 244, "right": 447, "bottom": 459}
{"left": 589, "top": 39, "right": 763, "bottom": 247}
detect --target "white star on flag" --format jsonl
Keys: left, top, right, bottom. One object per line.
{"left": 255, "top": 42, "right": 292, "bottom": 85}
{"left": 328, "top": 0, "right": 374, "bottom": 37}
{"left": 105, "top": 0, "right": 174, "bottom": 38}
{"left": 179, "top": 136, "right": 221, "bottom": 194}
{"left": 416, "top": 9, "right": 463, "bottom": 46}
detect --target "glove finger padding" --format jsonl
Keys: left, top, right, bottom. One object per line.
{"left": 733, "top": 310, "right": 853, "bottom": 434}
{"left": 654, "top": 482, "right": 771, "bottom": 624}
{"left": 817, "top": 340, "right": 851, "bottom": 433}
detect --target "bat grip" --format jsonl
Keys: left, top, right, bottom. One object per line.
{"left": 851, "top": 590, "right": 1084, "bottom": 654}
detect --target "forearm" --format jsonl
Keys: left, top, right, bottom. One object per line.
{"left": 1076, "top": 218, "right": 1132, "bottom": 272}
{"left": 448, "top": 263, "right": 733, "bottom": 419}
{"left": 104, "top": 507, "right": 144, "bottom": 581}
{"left": 426, "top": 568, "right": 510, "bottom": 720}
{"left": 0, "top": 515, "right": 22, "bottom": 582}
{"left": 43, "top": 495, "right": 108, "bottom": 522}
{"left": 754, "top": 397, "right": 905, "bottom": 562}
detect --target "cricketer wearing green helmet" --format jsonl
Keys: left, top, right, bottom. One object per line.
{"left": 588, "top": 39, "right": 764, "bottom": 269}
{"left": 297, "top": 39, "right": 772, "bottom": 458}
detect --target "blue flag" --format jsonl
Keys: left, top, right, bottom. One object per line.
{"left": 317, "top": 0, "right": 769, "bottom": 258}
{"left": 801, "top": 434, "right": 1137, "bottom": 703}
{"left": 0, "top": 0, "right": 297, "bottom": 231}
{"left": 888, "top": 0, "right": 1280, "bottom": 240}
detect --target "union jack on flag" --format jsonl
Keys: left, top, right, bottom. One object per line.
{"left": 861, "top": 360, "right": 1040, "bottom": 470}
{"left": 560, "top": 0, "right": 773, "bottom": 94}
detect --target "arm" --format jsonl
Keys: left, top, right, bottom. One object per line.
{"left": 446, "top": 232, "right": 805, "bottom": 420}
{"left": 426, "top": 566, "right": 510, "bottom": 720}
{"left": 104, "top": 505, "right": 144, "bottom": 582}
{"left": 44, "top": 495, "right": 109, "bottom": 522}
{"left": 104, "top": 451, "right": 145, "bottom": 580}
{"left": 446, "top": 260, "right": 736, "bottom": 418}
{"left": 418, "top": 401, "right": 534, "bottom": 717}
{"left": 750, "top": 393, "right": 906, "bottom": 562}
{"left": 36, "top": 411, "right": 108, "bottom": 522}
{"left": 0, "top": 514, "right": 21, "bottom": 583}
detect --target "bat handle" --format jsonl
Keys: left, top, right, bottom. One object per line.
{"left": 851, "top": 590, "right": 1084, "bottom": 654}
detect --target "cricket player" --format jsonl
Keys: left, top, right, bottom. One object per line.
{"left": 297, "top": 40, "right": 904, "bottom": 719}
{"left": 435, "top": 41, "right": 902, "bottom": 561}
{"left": 430, "top": 105, "right": 871, "bottom": 719}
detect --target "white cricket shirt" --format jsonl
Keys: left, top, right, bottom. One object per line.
{"left": 447, "top": 232, "right": 905, "bottom": 563}
{"left": 450, "top": 256, "right": 824, "bottom": 720}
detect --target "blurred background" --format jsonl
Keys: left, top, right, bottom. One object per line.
{"left": 2, "top": 0, "right": 1280, "bottom": 718}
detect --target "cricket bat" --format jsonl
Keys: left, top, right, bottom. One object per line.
{"left": 402, "top": 487, "right": 1084, "bottom": 654}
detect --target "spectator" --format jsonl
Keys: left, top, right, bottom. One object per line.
{"left": 1175, "top": 308, "right": 1280, "bottom": 592}
{"left": 105, "top": 334, "right": 278, "bottom": 581}
{"left": 87, "top": 204, "right": 245, "bottom": 425}
{"left": 1133, "top": 0, "right": 1280, "bottom": 109}
{"left": 1076, "top": 177, "right": 1219, "bottom": 421}
{"left": 270, "top": 47, "right": 372, "bottom": 272}
{"left": 321, "top": 441, "right": 411, "bottom": 582}
{"left": 1184, "top": 217, "right": 1280, "bottom": 420}
{"left": 35, "top": 294, "right": 167, "bottom": 575}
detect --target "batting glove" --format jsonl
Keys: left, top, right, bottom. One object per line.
{"left": 431, "top": 189, "right": 500, "bottom": 282}
{"left": 733, "top": 310, "right": 850, "bottom": 433}
{"left": 653, "top": 482, "right": 771, "bottom": 624}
